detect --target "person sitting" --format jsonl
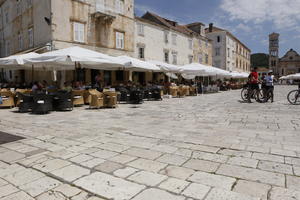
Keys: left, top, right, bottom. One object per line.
{"left": 62, "top": 82, "right": 72, "bottom": 92}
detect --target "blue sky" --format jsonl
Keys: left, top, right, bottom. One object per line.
{"left": 135, "top": 0, "right": 300, "bottom": 57}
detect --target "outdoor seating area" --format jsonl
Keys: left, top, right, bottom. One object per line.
{"left": 0, "top": 46, "right": 249, "bottom": 114}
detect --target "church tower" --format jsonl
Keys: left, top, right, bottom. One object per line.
{"left": 269, "top": 33, "right": 280, "bottom": 76}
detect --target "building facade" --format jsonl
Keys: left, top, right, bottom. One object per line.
{"left": 278, "top": 49, "right": 300, "bottom": 76}
{"left": 135, "top": 12, "right": 212, "bottom": 67}
{"left": 0, "top": 0, "right": 135, "bottom": 84}
{"left": 205, "top": 24, "right": 251, "bottom": 73}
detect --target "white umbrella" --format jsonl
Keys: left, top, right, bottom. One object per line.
{"left": 286, "top": 73, "right": 300, "bottom": 80}
{"left": 230, "top": 71, "right": 244, "bottom": 79}
{"left": 0, "top": 52, "right": 40, "bottom": 69}
{"left": 279, "top": 76, "right": 288, "bottom": 80}
{"left": 179, "top": 63, "right": 211, "bottom": 75}
{"left": 24, "top": 46, "right": 128, "bottom": 71}
{"left": 148, "top": 60, "right": 180, "bottom": 73}
{"left": 117, "top": 56, "right": 161, "bottom": 72}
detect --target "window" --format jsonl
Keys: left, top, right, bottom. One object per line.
{"left": 215, "top": 60, "right": 221, "bottom": 68}
{"left": 5, "top": 40, "right": 10, "bottom": 56}
{"left": 205, "top": 54, "right": 208, "bottom": 64}
{"left": 116, "top": 31, "right": 124, "bottom": 49}
{"left": 205, "top": 40, "right": 208, "bottom": 47}
{"left": 172, "top": 52, "right": 177, "bottom": 65}
{"left": 215, "top": 47, "right": 220, "bottom": 56}
{"left": 164, "top": 32, "right": 169, "bottom": 43}
{"left": 172, "top": 34, "right": 177, "bottom": 45}
{"left": 116, "top": 0, "right": 124, "bottom": 14}
{"left": 116, "top": 70, "right": 124, "bottom": 81}
{"left": 164, "top": 51, "right": 169, "bottom": 63}
{"left": 137, "top": 23, "right": 144, "bottom": 36}
{"left": 227, "top": 48, "right": 230, "bottom": 57}
{"left": 198, "top": 53, "right": 202, "bottom": 63}
{"left": 188, "top": 39, "right": 193, "bottom": 49}
{"left": 138, "top": 47, "right": 144, "bottom": 59}
{"left": 188, "top": 55, "right": 193, "bottom": 64}
{"left": 217, "top": 36, "right": 221, "bottom": 43}
{"left": 17, "top": 0, "right": 21, "bottom": 15}
{"left": 28, "top": 28, "right": 33, "bottom": 47}
{"left": 5, "top": 12, "right": 9, "bottom": 24}
{"left": 198, "top": 39, "right": 202, "bottom": 47}
{"left": 27, "top": 0, "right": 32, "bottom": 8}
{"left": 73, "top": 22, "right": 85, "bottom": 43}
{"left": 18, "top": 33, "right": 23, "bottom": 50}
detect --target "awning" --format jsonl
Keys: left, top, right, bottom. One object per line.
{"left": 117, "top": 56, "right": 161, "bottom": 72}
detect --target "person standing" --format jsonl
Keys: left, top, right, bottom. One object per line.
{"left": 265, "top": 71, "right": 275, "bottom": 103}
{"left": 247, "top": 67, "right": 259, "bottom": 103}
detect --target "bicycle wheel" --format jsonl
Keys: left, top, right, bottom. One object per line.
{"left": 241, "top": 88, "right": 248, "bottom": 101}
{"left": 254, "top": 89, "right": 264, "bottom": 102}
{"left": 287, "top": 90, "right": 300, "bottom": 105}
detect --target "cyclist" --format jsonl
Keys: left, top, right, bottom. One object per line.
{"left": 247, "top": 67, "right": 259, "bottom": 103}
{"left": 264, "top": 71, "right": 275, "bottom": 103}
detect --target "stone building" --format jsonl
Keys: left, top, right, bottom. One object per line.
{"left": 269, "top": 32, "right": 280, "bottom": 76}
{"left": 205, "top": 24, "right": 251, "bottom": 73}
{"left": 278, "top": 49, "right": 300, "bottom": 76}
{"left": 0, "top": 0, "right": 135, "bottom": 85}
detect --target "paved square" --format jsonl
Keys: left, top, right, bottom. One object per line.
{"left": 0, "top": 86, "right": 300, "bottom": 199}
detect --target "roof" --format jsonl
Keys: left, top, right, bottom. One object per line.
{"left": 205, "top": 26, "right": 251, "bottom": 52}
{"left": 280, "top": 49, "right": 300, "bottom": 62}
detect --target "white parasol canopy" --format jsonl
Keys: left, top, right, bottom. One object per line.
{"left": 0, "top": 52, "right": 40, "bottom": 69}
{"left": 286, "top": 73, "right": 300, "bottom": 80}
{"left": 117, "top": 56, "right": 161, "bottom": 72}
{"left": 230, "top": 71, "right": 245, "bottom": 79}
{"left": 179, "top": 63, "right": 211, "bottom": 75}
{"left": 24, "top": 46, "right": 128, "bottom": 71}
{"left": 148, "top": 60, "right": 180, "bottom": 73}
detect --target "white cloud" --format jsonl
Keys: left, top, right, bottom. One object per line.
{"left": 220, "top": 0, "right": 300, "bottom": 30}
{"left": 236, "top": 23, "right": 251, "bottom": 32}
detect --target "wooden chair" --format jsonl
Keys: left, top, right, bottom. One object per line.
{"left": 169, "top": 86, "right": 178, "bottom": 97}
{"left": 83, "top": 89, "right": 97, "bottom": 105}
{"left": 178, "top": 86, "right": 185, "bottom": 98}
{"left": 103, "top": 91, "right": 117, "bottom": 108}
{"left": 0, "top": 91, "right": 15, "bottom": 108}
{"left": 189, "top": 86, "right": 197, "bottom": 96}
{"left": 72, "top": 90, "right": 84, "bottom": 106}
{"left": 89, "top": 90, "right": 104, "bottom": 109}
{"left": 184, "top": 86, "right": 190, "bottom": 96}
{"left": 16, "top": 89, "right": 32, "bottom": 106}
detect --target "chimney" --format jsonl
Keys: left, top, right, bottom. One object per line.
{"left": 209, "top": 23, "right": 213, "bottom": 32}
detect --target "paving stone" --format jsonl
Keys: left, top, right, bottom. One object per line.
{"left": 36, "top": 191, "right": 66, "bottom": 200}
{"left": 18, "top": 154, "right": 50, "bottom": 167}
{"left": 156, "top": 154, "right": 189, "bottom": 166}
{"left": 216, "top": 164, "right": 285, "bottom": 187}
{"left": 183, "top": 159, "right": 220, "bottom": 173}
{"left": 94, "top": 161, "right": 124, "bottom": 173}
{"left": 97, "top": 143, "right": 130, "bottom": 153}
{"left": 0, "top": 191, "right": 34, "bottom": 200}
{"left": 174, "top": 148, "right": 193, "bottom": 157}
{"left": 51, "top": 164, "right": 90, "bottom": 182}
{"left": 271, "top": 149, "right": 297, "bottom": 157}
{"left": 80, "top": 158, "right": 106, "bottom": 168}
{"left": 108, "top": 154, "right": 137, "bottom": 164}
{"left": 270, "top": 187, "right": 300, "bottom": 200}
{"left": 188, "top": 171, "right": 236, "bottom": 190}
{"left": 233, "top": 180, "right": 271, "bottom": 200}
{"left": 52, "top": 184, "right": 82, "bottom": 198}
{"left": 0, "top": 161, "right": 9, "bottom": 169}
{"left": 227, "top": 156, "right": 258, "bottom": 168}
{"left": 252, "top": 152, "right": 285, "bottom": 163}
{"left": 70, "top": 191, "right": 90, "bottom": 200}
{"left": 258, "top": 160, "right": 293, "bottom": 175}
{"left": 69, "top": 154, "right": 94, "bottom": 163}
{"left": 205, "top": 188, "right": 261, "bottom": 200}
{"left": 4, "top": 168, "right": 45, "bottom": 186}
{"left": 181, "top": 183, "right": 211, "bottom": 199}
{"left": 294, "top": 166, "right": 300, "bottom": 176}
{"left": 113, "top": 167, "right": 139, "bottom": 178}
{"left": 90, "top": 150, "right": 119, "bottom": 159}
{"left": 190, "top": 145, "right": 220, "bottom": 153}
{"left": 0, "top": 184, "right": 19, "bottom": 198}
{"left": 128, "top": 171, "right": 167, "bottom": 186}
{"left": 218, "top": 149, "right": 252, "bottom": 158}
{"left": 0, "top": 150, "right": 25, "bottom": 163}
{"left": 247, "top": 145, "right": 270, "bottom": 153}
{"left": 192, "top": 151, "right": 229, "bottom": 163}
{"left": 151, "top": 144, "right": 178, "bottom": 153}
{"left": 0, "top": 164, "right": 26, "bottom": 177}
{"left": 160, "top": 165, "right": 195, "bottom": 180}
{"left": 74, "top": 172, "right": 145, "bottom": 200}
{"left": 286, "top": 175, "right": 300, "bottom": 191}
{"left": 127, "top": 158, "right": 167, "bottom": 172}
{"left": 285, "top": 157, "right": 300, "bottom": 166}
{"left": 124, "top": 147, "right": 162, "bottom": 160}
{"left": 20, "top": 177, "right": 61, "bottom": 197}
{"left": 33, "top": 159, "right": 71, "bottom": 173}
{"left": 159, "top": 178, "right": 190, "bottom": 194}
{"left": 131, "top": 188, "right": 185, "bottom": 200}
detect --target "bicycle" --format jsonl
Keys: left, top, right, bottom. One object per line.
{"left": 261, "top": 86, "right": 274, "bottom": 103}
{"left": 287, "top": 85, "right": 300, "bottom": 105}
{"left": 241, "top": 83, "right": 264, "bottom": 102}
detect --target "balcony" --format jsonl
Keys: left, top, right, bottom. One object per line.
{"left": 93, "top": 2, "right": 117, "bottom": 23}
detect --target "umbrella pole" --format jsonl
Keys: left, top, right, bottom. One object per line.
{"left": 31, "top": 64, "right": 34, "bottom": 84}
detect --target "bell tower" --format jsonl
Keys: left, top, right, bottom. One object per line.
{"left": 269, "top": 33, "right": 279, "bottom": 76}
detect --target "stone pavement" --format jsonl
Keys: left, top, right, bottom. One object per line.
{"left": 0, "top": 85, "right": 299, "bottom": 200}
